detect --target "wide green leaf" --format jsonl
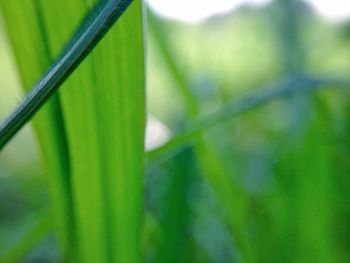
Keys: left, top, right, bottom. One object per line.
{"left": 1, "top": 0, "right": 145, "bottom": 262}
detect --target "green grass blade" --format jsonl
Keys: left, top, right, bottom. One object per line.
{"left": 0, "top": 1, "right": 74, "bottom": 258}
{"left": 274, "top": 0, "right": 303, "bottom": 74}
{"left": 36, "top": 0, "right": 145, "bottom": 262}
{"left": 194, "top": 142, "right": 253, "bottom": 262}
{"left": 92, "top": 2, "right": 145, "bottom": 261}
{"left": 273, "top": 96, "right": 335, "bottom": 262}
{"left": 148, "top": 12, "right": 198, "bottom": 117}
{"left": 147, "top": 76, "right": 350, "bottom": 165}
{"left": 154, "top": 150, "right": 194, "bottom": 263}
{"left": 1, "top": 0, "right": 145, "bottom": 262}
{"left": 294, "top": 98, "right": 335, "bottom": 262}
{"left": 149, "top": 15, "right": 253, "bottom": 260}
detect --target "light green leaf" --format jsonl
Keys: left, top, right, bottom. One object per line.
{"left": 1, "top": 0, "right": 145, "bottom": 262}
{"left": 0, "top": 0, "right": 74, "bottom": 257}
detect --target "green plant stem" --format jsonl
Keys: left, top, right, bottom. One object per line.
{"left": 146, "top": 75, "right": 350, "bottom": 166}
{"left": 148, "top": 13, "right": 199, "bottom": 116}
{"left": 0, "top": 0, "right": 132, "bottom": 150}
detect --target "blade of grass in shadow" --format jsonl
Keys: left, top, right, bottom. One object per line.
{"left": 149, "top": 12, "right": 254, "bottom": 261}
{"left": 273, "top": 96, "right": 335, "bottom": 262}
{"left": 0, "top": 1, "right": 74, "bottom": 258}
{"left": 268, "top": 2, "right": 335, "bottom": 260}
{"left": 154, "top": 149, "right": 194, "bottom": 263}
{"left": 37, "top": 0, "right": 145, "bottom": 262}
{"left": 194, "top": 142, "right": 253, "bottom": 262}
{"left": 295, "top": 97, "right": 334, "bottom": 262}
{"left": 332, "top": 99, "right": 350, "bottom": 261}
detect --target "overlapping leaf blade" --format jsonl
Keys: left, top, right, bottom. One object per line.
{"left": 0, "top": 0, "right": 145, "bottom": 262}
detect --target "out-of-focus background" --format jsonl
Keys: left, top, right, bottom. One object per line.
{"left": 2, "top": 0, "right": 350, "bottom": 262}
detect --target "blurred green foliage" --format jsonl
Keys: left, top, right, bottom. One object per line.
{"left": 2, "top": 0, "right": 350, "bottom": 262}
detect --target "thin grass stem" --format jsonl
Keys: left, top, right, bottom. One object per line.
{"left": 146, "top": 75, "right": 350, "bottom": 167}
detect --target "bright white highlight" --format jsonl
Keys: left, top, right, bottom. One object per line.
{"left": 147, "top": 0, "right": 350, "bottom": 23}
{"left": 306, "top": 0, "right": 350, "bottom": 22}
{"left": 145, "top": 115, "right": 171, "bottom": 151}
{"left": 147, "top": 0, "right": 271, "bottom": 23}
